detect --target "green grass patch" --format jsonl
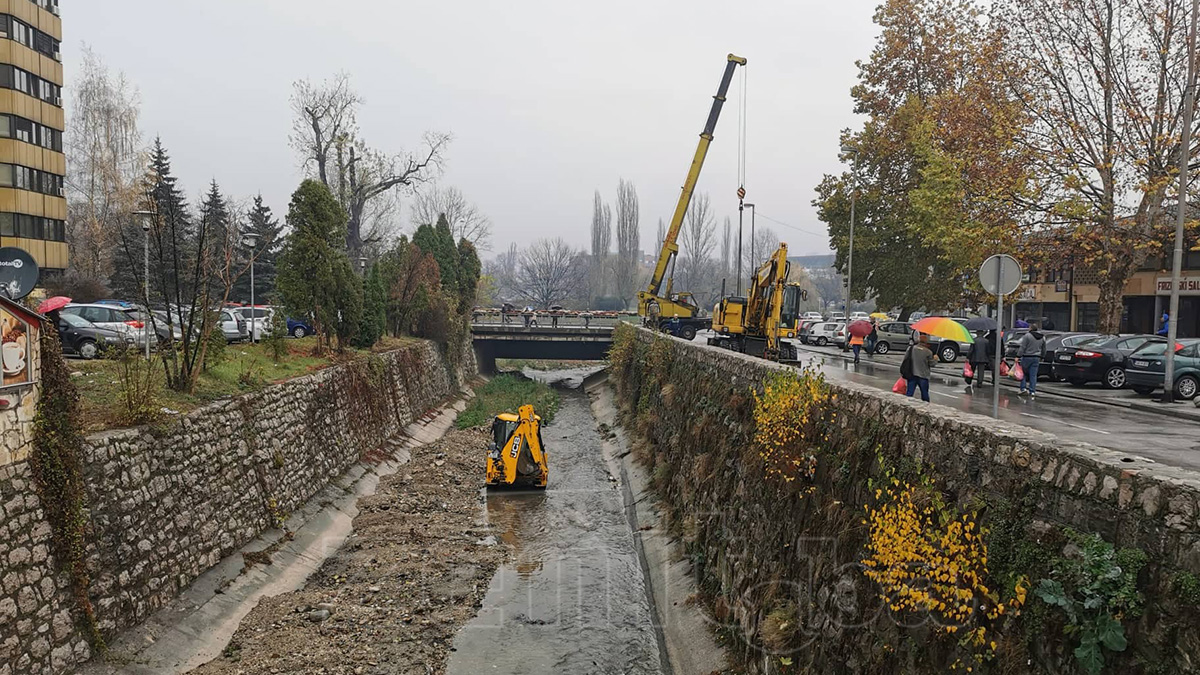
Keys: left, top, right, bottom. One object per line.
{"left": 455, "top": 374, "right": 560, "bottom": 429}
{"left": 70, "top": 337, "right": 421, "bottom": 433}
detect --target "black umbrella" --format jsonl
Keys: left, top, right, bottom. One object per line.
{"left": 963, "top": 316, "right": 998, "bottom": 331}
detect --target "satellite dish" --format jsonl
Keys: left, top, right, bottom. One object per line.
{"left": 0, "top": 247, "right": 39, "bottom": 301}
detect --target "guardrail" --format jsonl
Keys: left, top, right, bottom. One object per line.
{"left": 470, "top": 309, "right": 633, "bottom": 329}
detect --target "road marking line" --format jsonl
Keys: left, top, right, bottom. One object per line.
{"left": 1020, "top": 412, "right": 1111, "bottom": 435}
{"left": 932, "top": 392, "right": 959, "bottom": 400}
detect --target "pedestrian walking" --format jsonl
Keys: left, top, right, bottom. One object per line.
{"left": 850, "top": 333, "right": 865, "bottom": 364}
{"left": 1042, "top": 316, "right": 1056, "bottom": 331}
{"left": 866, "top": 321, "right": 878, "bottom": 357}
{"left": 1017, "top": 323, "right": 1046, "bottom": 398}
{"left": 984, "top": 329, "right": 1002, "bottom": 386}
{"left": 1158, "top": 312, "right": 1170, "bottom": 337}
{"left": 964, "top": 331, "right": 991, "bottom": 393}
{"left": 903, "top": 333, "right": 936, "bottom": 402}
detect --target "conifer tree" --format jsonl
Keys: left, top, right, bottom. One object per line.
{"left": 232, "top": 195, "right": 284, "bottom": 302}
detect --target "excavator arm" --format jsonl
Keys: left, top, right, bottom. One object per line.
{"left": 638, "top": 54, "right": 746, "bottom": 321}
{"left": 710, "top": 243, "right": 802, "bottom": 361}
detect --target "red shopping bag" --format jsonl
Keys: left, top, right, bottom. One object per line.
{"left": 999, "top": 360, "right": 1010, "bottom": 377}
{"left": 963, "top": 362, "right": 974, "bottom": 379}
{"left": 1012, "top": 362, "right": 1025, "bottom": 381}
{"left": 892, "top": 377, "right": 907, "bottom": 394}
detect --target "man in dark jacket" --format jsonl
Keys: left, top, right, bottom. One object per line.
{"left": 1017, "top": 324, "right": 1046, "bottom": 397}
{"left": 965, "top": 331, "right": 991, "bottom": 393}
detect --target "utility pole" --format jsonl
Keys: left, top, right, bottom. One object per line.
{"left": 134, "top": 210, "right": 155, "bottom": 359}
{"left": 840, "top": 145, "right": 857, "bottom": 315}
{"left": 1166, "top": 0, "right": 1198, "bottom": 403}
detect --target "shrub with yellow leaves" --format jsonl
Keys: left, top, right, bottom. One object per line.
{"left": 751, "top": 369, "right": 832, "bottom": 483}
{"left": 861, "top": 482, "right": 1027, "bottom": 668}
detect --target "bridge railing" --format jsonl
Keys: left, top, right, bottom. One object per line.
{"left": 470, "top": 309, "right": 633, "bottom": 329}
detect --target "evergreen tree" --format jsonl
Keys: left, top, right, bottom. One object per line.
{"left": 456, "top": 238, "right": 481, "bottom": 312}
{"left": 354, "top": 262, "right": 387, "bottom": 347}
{"left": 232, "top": 195, "right": 284, "bottom": 303}
{"left": 198, "top": 181, "right": 233, "bottom": 297}
{"left": 413, "top": 216, "right": 461, "bottom": 297}
{"left": 277, "top": 179, "right": 362, "bottom": 351}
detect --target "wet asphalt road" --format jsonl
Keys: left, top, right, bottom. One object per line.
{"left": 447, "top": 373, "right": 664, "bottom": 675}
{"left": 781, "top": 341, "right": 1200, "bottom": 473}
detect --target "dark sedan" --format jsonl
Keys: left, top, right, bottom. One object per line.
{"left": 1052, "top": 335, "right": 1159, "bottom": 389}
{"left": 58, "top": 313, "right": 131, "bottom": 359}
{"left": 1005, "top": 332, "right": 1100, "bottom": 381}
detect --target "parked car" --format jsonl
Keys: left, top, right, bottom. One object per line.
{"left": 123, "top": 307, "right": 184, "bottom": 345}
{"left": 235, "top": 306, "right": 275, "bottom": 340}
{"left": 287, "top": 317, "right": 315, "bottom": 339}
{"left": 57, "top": 313, "right": 131, "bottom": 359}
{"left": 828, "top": 311, "right": 847, "bottom": 322}
{"left": 834, "top": 322, "right": 849, "bottom": 350}
{"left": 1125, "top": 339, "right": 1200, "bottom": 399}
{"left": 60, "top": 303, "right": 155, "bottom": 350}
{"left": 798, "top": 319, "right": 823, "bottom": 344}
{"left": 849, "top": 311, "right": 871, "bottom": 321}
{"left": 802, "top": 311, "right": 824, "bottom": 322}
{"left": 807, "top": 321, "right": 842, "bottom": 346}
{"left": 1053, "top": 334, "right": 1159, "bottom": 389}
{"left": 1004, "top": 331, "right": 1100, "bottom": 381}
{"left": 219, "top": 309, "right": 249, "bottom": 342}
{"left": 873, "top": 320, "right": 961, "bottom": 362}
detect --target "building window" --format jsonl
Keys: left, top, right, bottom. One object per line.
{"left": 28, "top": 1, "right": 60, "bottom": 17}
{"left": 0, "top": 65, "right": 62, "bottom": 106}
{"left": 0, "top": 213, "right": 11, "bottom": 236}
{"left": 0, "top": 162, "right": 64, "bottom": 196}
{"left": 0, "top": 15, "right": 60, "bottom": 61}
{"left": 0, "top": 114, "right": 62, "bottom": 151}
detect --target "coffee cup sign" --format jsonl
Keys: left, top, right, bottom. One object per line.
{"left": 0, "top": 305, "right": 33, "bottom": 388}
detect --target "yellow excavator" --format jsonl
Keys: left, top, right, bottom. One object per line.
{"left": 486, "top": 404, "right": 548, "bottom": 488}
{"left": 709, "top": 243, "right": 805, "bottom": 362}
{"left": 637, "top": 54, "right": 747, "bottom": 340}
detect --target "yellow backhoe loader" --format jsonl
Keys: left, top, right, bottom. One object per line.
{"left": 486, "top": 404, "right": 548, "bottom": 488}
{"left": 710, "top": 243, "right": 805, "bottom": 361}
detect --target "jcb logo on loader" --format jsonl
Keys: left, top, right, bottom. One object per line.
{"left": 509, "top": 437, "right": 522, "bottom": 459}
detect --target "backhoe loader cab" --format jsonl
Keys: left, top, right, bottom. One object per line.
{"left": 486, "top": 404, "right": 548, "bottom": 488}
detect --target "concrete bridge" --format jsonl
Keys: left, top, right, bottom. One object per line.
{"left": 470, "top": 323, "right": 615, "bottom": 372}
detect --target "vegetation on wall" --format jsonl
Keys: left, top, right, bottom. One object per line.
{"left": 29, "top": 323, "right": 106, "bottom": 652}
{"left": 606, "top": 325, "right": 1186, "bottom": 674}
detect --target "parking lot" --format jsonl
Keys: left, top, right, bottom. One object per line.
{"left": 697, "top": 331, "right": 1200, "bottom": 473}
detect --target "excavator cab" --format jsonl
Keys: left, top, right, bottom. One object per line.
{"left": 486, "top": 404, "right": 548, "bottom": 488}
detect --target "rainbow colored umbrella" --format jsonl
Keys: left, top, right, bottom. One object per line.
{"left": 910, "top": 317, "right": 974, "bottom": 344}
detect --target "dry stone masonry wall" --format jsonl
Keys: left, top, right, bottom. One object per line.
{"left": 0, "top": 339, "right": 474, "bottom": 675}
{"left": 612, "top": 326, "right": 1200, "bottom": 674}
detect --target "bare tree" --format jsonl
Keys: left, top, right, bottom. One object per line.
{"left": 1001, "top": 0, "right": 1194, "bottom": 332}
{"left": 290, "top": 74, "right": 450, "bottom": 258}
{"left": 483, "top": 243, "right": 522, "bottom": 304}
{"left": 720, "top": 216, "right": 733, "bottom": 280}
{"left": 290, "top": 73, "right": 360, "bottom": 190}
{"left": 614, "top": 179, "right": 641, "bottom": 307}
{"left": 65, "top": 47, "right": 144, "bottom": 293}
{"left": 742, "top": 226, "right": 781, "bottom": 276}
{"left": 656, "top": 218, "right": 666, "bottom": 248}
{"left": 410, "top": 185, "right": 492, "bottom": 249}
{"left": 679, "top": 192, "right": 716, "bottom": 292}
{"left": 515, "top": 238, "right": 585, "bottom": 308}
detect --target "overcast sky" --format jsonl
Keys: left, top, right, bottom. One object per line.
{"left": 64, "top": 1, "right": 878, "bottom": 258}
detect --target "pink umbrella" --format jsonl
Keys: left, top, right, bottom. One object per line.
{"left": 37, "top": 296, "right": 71, "bottom": 313}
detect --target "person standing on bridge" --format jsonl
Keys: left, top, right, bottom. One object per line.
{"left": 904, "top": 333, "right": 936, "bottom": 402}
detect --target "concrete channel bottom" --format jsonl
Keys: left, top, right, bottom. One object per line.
{"left": 445, "top": 368, "right": 727, "bottom": 675}
{"left": 79, "top": 396, "right": 471, "bottom": 675}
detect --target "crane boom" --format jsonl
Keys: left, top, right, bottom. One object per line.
{"left": 638, "top": 54, "right": 746, "bottom": 325}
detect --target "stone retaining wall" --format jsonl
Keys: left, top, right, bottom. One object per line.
{"left": 0, "top": 339, "right": 474, "bottom": 675}
{"left": 612, "top": 327, "right": 1200, "bottom": 674}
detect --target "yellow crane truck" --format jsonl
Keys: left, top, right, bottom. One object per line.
{"left": 709, "top": 243, "right": 804, "bottom": 361}
{"left": 637, "top": 54, "right": 747, "bottom": 340}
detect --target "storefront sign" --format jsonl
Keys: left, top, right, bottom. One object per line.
{"left": 1156, "top": 277, "right": 1200, "bottom": 295}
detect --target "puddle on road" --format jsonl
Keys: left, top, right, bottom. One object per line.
{"left": 446, "top": 375, "right": 664, "bottom": 675}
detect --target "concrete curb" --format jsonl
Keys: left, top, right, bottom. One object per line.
{"left": 794, "top": 342, "right": 1200, "bottom": 423}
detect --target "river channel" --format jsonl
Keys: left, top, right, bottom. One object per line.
{"left": 446, "top": 369, "right": 666, "bottom": 675}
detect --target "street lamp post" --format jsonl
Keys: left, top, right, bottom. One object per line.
{"left": 133, "top": 210, "right": 155, "bottom": 359}
{"left": 1166, "top": 0, "right": 1199, "bottom": 404}
{"left": 840, "top": 145, "right": 857, "bottom": 316}
{"left": 242, "top": 232, "right": 260, "bottom": 343}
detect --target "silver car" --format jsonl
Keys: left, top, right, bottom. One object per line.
{"left": 235, "top": 306, "right": 274, "bottom": 341}
{"left": 219, "top": 309, "right": 248, "bottom": 342}
{"left": 61, "top": 303, "right": 156, "bottom": 350}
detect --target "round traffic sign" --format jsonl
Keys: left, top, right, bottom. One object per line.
{"left": 0, "top": 247, "right": 38, "bottom": 300}
{"left": 979, "top": 254, "right": 1022, "bottom": 296}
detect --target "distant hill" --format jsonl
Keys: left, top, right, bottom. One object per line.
{"left": 788, "top": 254, "right": 835, "bottom": 270}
